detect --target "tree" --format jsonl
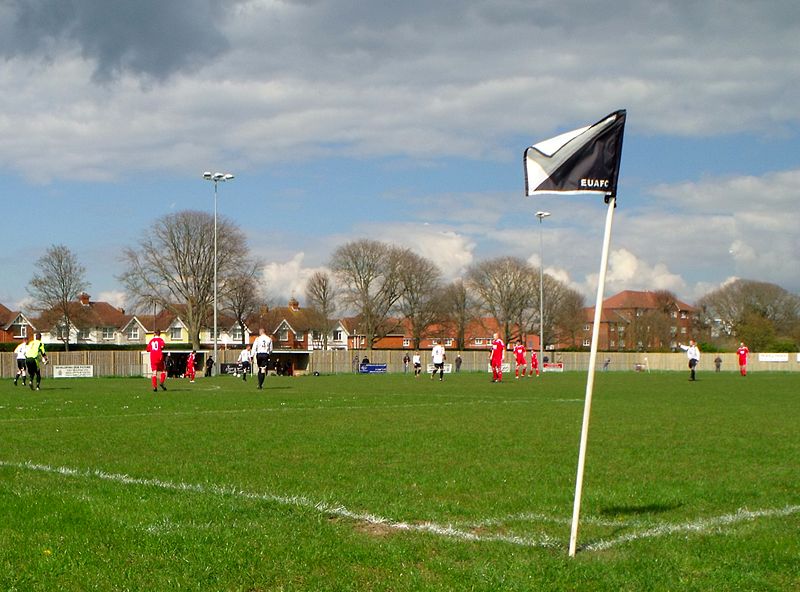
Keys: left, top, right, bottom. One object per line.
{"left": 221, "top": 261, "right": 260, "bottom": 345}
{"left": 28, "top": 244, "right": 90, "bottom": 351}
{"left": 697, "top": 279, "right": 800, "bottom": 349}
{"left": 440, "top": 279, "right": 477, "bottom": 350}
{"left": 546, "top": 280, "right": 585, "bottom": 348}
{"left": 119, "top": 210, "right": 248, "bottom": 350}
{"left": 304, "top": 270, "right": 338, "bottom": 350}
{"left": 329, "top": 239, "right": 405, "bottom": 351}
{"left": 466, "top": 257, "right": 534, "bottom": 344}
{"left": 397, "top": 251, "right": 443, "bottom": 349}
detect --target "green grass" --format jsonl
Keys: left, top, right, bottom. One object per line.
{"left": 1, "top": 370, "right": 798, "bottom": 591}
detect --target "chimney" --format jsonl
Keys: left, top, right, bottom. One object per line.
{"left": 79, "top": 292, "right": 91, "bottom": 306}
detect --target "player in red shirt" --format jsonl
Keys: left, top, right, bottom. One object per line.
{"left": 146, "top": 330, "right": 167, "bottom": 392}
{"left": 513, "top": 340, "right": 527, "bottom": 378}
{"left": 530, "top": 349, "right": 540, "bottom": 377}
{"left": 490, "top": 332, "right": 505, "bottom": 382}
{"left": 736, "top": 342, "right": 749, "bottom": 376}
{"left": 185, "top": 350, "right": 197, "bottom": 383}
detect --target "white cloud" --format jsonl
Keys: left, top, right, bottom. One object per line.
{"left": 367, "top": 223, "right": 476, "bottom": 281}
{"left": 260, "top": 252, "right": 327, "bottom": 305}
{"left": 584, "top": 248, "right": 686, "bottom": 297}
{"left": 97, "top": 290, "right": 127, "bottom": 310}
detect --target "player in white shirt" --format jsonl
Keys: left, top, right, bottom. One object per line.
{"left": 13, "top": 336, "right": 29, "bottom": 386}
{"left": 412, "top": 352, "right": 422, "bottom": 377}
{"left": 237, "top": 345, "right": 252, "bottom": 382}
{"left": 252, "top": 328, "right": 273, "bottom": 390}
{"left": 431, "top": 343, "right": 446, "bottom": 381}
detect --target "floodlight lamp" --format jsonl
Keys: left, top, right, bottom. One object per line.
{"left": 535, "top": 211, "right": 551, "bottom": 220}
{"left": 203, "top": 171, "right": 212, "bottom": 179}
{"left": 212, "top": 173, "right": 225, "bottom": 181}
{"left": 223, "top": 173, "right": 234, "bottom": 181}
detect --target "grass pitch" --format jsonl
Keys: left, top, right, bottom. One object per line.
{"left": 1, "top": 370, "right": 798, "bottom": 590}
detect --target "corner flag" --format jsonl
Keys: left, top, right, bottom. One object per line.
{"left": 524, "top": 110, "right": 626, "bottom": 198}
{"left": 523, "top": 109, "right": 628, "bottom": 557}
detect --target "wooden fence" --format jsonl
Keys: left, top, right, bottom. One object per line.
{"left": 3, "top": 349, "right": 797, "bottom": 378}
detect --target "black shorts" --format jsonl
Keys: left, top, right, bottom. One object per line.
{"left": 17, "top": 359, "right": 26, "bottom": 370}
{"left": 256, "top": 353, "right": 270, "bottom": 370}
{"left": 434, "top": 362, "right": 444, "bottom": 370}
{"left": 689, "top": 359, "right": 698, "bottom": 369}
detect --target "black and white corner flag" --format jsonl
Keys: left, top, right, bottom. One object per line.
{"left": 524, "top": 110, "right": 626, "bottom": 198}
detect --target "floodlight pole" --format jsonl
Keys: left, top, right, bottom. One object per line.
{"left": 203, "top": 171, "right": 235, "bottom": 376}
{"left": 535, "top": 211, "right": 550, "bottom": 366}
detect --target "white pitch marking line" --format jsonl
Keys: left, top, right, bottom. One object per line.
{"left": 0, "top": 398, "right": 540, "bottom": 424}
{"left": 0, "top": 460, "right": 557, "bottom": 549}
{"left": 585, "top": 504, "right": 800, "bottom": 552}
{"left": 464, "top": 511, "right": 646, "bottom": 529}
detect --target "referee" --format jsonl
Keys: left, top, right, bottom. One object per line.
{"left": 25, "top": 332, "right": 49, "bottom": 391}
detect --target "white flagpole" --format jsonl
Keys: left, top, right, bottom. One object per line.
{"left": 568, "top": 195, "right": 617, "bottom": 557}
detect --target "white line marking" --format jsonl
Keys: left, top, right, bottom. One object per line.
{"left": 584, "top": 504, "right": 800, "bottom": 551}
{"left": 0, "top": 460, "right": 557, "bottom": 549}
{"left": 0, "top": 398, "right": 541, "bottom": 424}
{"left": 2, "top": 459, "right": 796, "bottom": 552}
{"left": 464, "top": 511, "right": 645, "bottom": 529}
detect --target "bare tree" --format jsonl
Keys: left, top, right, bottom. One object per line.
{"left": 466, "top": 256, "right": 534, "bottom": 344}
{"left": 304, "top": 270, "right": 338, "bottom": 350}
{"left": 397, "top": 251, "right": 443, "bottom": 349}
{"left": 221, "top": 260, "right": 261, "bottom": 345}
{"left": 440, "top": 279, "right": 477, "bottom": 350}
{"left": 28, "top": 244, "right": 90, "bottom": 351}
{"left": 547, "top": 281, "right": 586, "bottom": 348}
{"left": 697, "top": 279, "right": 800, "bottom": 348}
{"left": 119, "top": 210, "right": 248, "bottom": 350}
{"left": 330, "top": 239, "right": 405, "bottom": 351}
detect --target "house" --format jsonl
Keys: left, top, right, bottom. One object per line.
{"left": 34, "top": 293, "right": 134, "bottom": 345}
{"left": 0, "top": 303, "right": 35, "bottom": 343}
{"left": 579, "top": 290, "right": 696, "bottom": 351}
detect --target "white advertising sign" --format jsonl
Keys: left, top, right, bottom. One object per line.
{"left": 54, "top": 365, "right": 94, "bottom": 378}
{"left": 757, "top": 353, "right": 789, "bottom": 363}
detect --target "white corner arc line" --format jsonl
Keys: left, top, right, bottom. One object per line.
{"left": 585, "top": 504, "right": 800, "bottom": 551}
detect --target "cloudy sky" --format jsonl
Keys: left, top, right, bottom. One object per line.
{"left": 2, "top": 0, "right": 798, "bottom": 312}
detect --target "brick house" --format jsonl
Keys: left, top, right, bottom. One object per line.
{"left": 580, "top": 290, "right": 697, "bottom": 351}
{"left": 0, "top": 303, "right": 35, "bottom": 343}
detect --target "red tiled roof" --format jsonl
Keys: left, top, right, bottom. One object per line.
{"left": 602, "top": 290, "right": 695, "bottom": 312}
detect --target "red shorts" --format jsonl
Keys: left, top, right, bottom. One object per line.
{"left": 515, "top": 357, "right": 526, "bottom": 366}
{"left": 150, "top": 357, "right": 165, "bottom": 372}
{"left": 491, "top": 357, "right": 503, "bottom": 367}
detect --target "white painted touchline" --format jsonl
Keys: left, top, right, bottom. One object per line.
{"left": 0, "top": 460, "right": 558, "bottom": 549}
